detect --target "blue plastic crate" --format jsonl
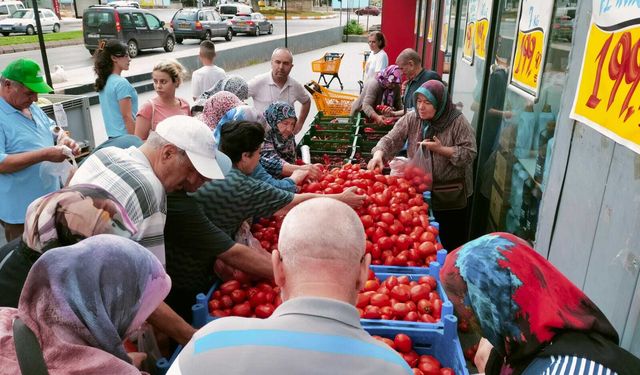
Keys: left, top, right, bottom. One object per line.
{"left": 363, "top": 261, "right": 454, "bottom": 332}
{"left": 156, "top": 345, "right": 182, "bottom": 375}
{"left": 192, "top": 281, "right": 220, "bottom": 329}
{"left": 370, "top": 248, "right": 447, "bottom": 275}
{"left": 364, "top": 319, "right": 469, "bottom": 375}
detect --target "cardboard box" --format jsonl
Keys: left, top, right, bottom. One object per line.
{"left": 490, "top": 185, "right": 509, "bottom": 229}
{"left": 493, "top": 151, "right": 515, "bottom": 195}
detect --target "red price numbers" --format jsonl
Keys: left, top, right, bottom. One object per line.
{"left": 587, "top": 31, "right": 640, "bottom": 121}
{"left": 465, "top": 24, "right": 473, "bottom": 50}
{"left": 515, "top": 33, "right": 539, "bottom": 77}
{"left": 477, "top": 22, "right": 486, "bottom": 48}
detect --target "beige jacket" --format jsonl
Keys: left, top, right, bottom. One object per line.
{"left": 350, "top": 79, "right": 402, "bottom": 118}
{"left": 371, "top": 110, "right": 477, "bottom": 196}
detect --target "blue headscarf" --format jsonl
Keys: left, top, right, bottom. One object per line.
{"left": 213, "top": 105, "right": 265, "bottom": 144}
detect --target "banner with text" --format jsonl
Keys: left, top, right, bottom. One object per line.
{"left": 462, "top": 0, "right": 478, "bottom": 64}
{"left": 474, "top": 0, "right": 493, "bottom": 60}
{"left": 508, "top": 0, "right": 554, "bottom": 100}
{"left": 570, "top": 0, "right": 640, "bottom": 153}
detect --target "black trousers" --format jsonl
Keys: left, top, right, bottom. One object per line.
{"left": 433, "top": 199, "right": 470, "bottom": 253}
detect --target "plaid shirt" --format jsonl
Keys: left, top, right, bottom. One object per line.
{"left": 69, "top": 146, "right": 167, "bottom": 265}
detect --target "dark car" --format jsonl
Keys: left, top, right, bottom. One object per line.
{"left": 83, "top": 6, "right": 175, "bottom": 57}
{"left": 170, "top": 7, "right": 233, "bottom": 43}
{"left": 355, "top": 6, "right": 380, "bottom": 16}
{"left": 230, "top": 12, "right": 272, "bottom": 36}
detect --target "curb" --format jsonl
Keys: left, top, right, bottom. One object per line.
{"left": 0, "top": 39, "right": 83, "bottom": 55}
{"left": 265, "top": 14, "right": 337, "bottom": 20}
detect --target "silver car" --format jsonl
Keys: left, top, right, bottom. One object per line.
{"left": 0, "top": 8, "right": 60, "bottom": 36}
{"left": 230, "top": 12, "right": 272, "bottom": 36}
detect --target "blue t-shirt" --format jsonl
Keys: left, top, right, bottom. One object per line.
{"left": 99, "top": 74, "right": 138, "bottom": 138}
{"left": 0, "top": 98, "right": 57, "bottom": 223}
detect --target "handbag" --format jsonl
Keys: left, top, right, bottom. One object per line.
{"left": 431, "top": 179, "right": 467, "bottom": 211}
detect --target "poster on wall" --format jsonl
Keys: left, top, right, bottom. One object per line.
{"left": 570, "top": 1, "right": 640, "bottom": 153}
{"left": 508, "top": 0, "right": 554, "bottom": 100}
{"left": 474, "top": 0, "right": 493, "bottom": 60}
{"left": 427, "top": 0, "right": 436, "bottom": 42}
{"left": 462, "top": 0, "right": 478, "bottom": 64}
{"left": 440, "top": 0, "right": 452, "bottom": 52}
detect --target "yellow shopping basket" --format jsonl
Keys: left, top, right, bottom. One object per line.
{"left": 311, "top": 52, "right": 345, "bottom": 90}
{"left": 304, "top": 80, "right": 358, "bottom": 117}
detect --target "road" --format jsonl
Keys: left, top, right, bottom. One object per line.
{"left": 0, "top": 13, "right": 379, "bottom": 71}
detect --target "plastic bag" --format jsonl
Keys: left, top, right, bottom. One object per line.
{"left": 389, "top": 156, "right": 408, "bottom": 176}
{"left": 405, "top": 145, "right": 433, "bottom": 193}
{"left": 128, "top": 323, "right": 163, "bottom": 375}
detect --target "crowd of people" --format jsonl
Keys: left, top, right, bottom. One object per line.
{"left": 0, "top": 31, "right": 638, "bottom": 375}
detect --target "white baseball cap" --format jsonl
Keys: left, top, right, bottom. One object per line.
{"left": 155, "top": 115, "right": 231, "bottom": 180}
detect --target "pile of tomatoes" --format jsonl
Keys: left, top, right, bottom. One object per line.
{"left": 300, "top": 164, "right": 443, "bottom": 267}
{"left": 372, "top": 333, "right": 455, "bottom": 374}
{"left": 251, "top": 216, "right": 283, "bottom": 253}
{"left": 358, "top": 270, "right": 443, "bottom": 323}
{"left": 207, "top": 279, "right": 282, "bottom": 319}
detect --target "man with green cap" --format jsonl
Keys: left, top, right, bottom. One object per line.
{"left": 0, "top": 58, "right": 79, "bottom": 242}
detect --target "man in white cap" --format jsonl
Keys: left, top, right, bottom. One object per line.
{"left": 70, "top": 115, "right": 231, "bottom": 345}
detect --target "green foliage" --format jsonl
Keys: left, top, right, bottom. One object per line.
{"left": 343, "top": 19, "right": 364, "bottom": 35}
{"left": 0, "top": 30, "right": 82, "bottom": 46}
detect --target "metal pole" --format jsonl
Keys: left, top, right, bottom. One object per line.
{"left": 339, "top": 0, "right": 342, "bottom": 27}
{"left": 284, "top": 0, "right": 287, "bottom": 47}
{"left": 32, "top": 1, "right": 53, "bottom": 91}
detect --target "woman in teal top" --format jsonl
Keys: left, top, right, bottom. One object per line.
{"left": 94, "top": 40, "right": 138, "bottom": 138}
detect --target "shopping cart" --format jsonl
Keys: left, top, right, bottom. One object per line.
{"left": 311, "top": 52, "right": 345, "bottom": 90}
{"left": 304, "top": 80, "right": 358, "bottom": 117}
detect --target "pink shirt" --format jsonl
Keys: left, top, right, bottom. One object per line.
{"left": 137, "top": 97, "right": 191, "bottom": 130}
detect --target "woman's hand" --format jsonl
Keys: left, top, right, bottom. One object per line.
{"left": 474, "top": 338, "right": 494, "bottom": 373}
{"left": 337, "top": 186, "right": 365, "bottom": 208}
{"left": 290, "top": 169, "right": 309, "bottom": 184}
{"left": 301, "top": 163, "right": 323, "bottom": 181}
{"left": 367, "top": 150, "right": 385, "bottom": 171}
{"left": 381, "top": 106, "right": 394, "bottom": 116}
{"left": 422, "top": 136, "right": 443, "bottom": 153}
{"left": 127, "top": 352, "right": 147, "bottom": 369}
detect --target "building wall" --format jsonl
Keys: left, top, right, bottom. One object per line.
{"left": 381, "top": 0, "right": 416, "bottom": 64}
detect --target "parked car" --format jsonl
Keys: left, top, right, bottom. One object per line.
{"left": 217, "top": 2, "right": 253, "bottom": 20}
{"left": 170, "top": 7, "right": 233, "bottom": 43}
{"left": 355, "top": 6, "right": 380, "bottom": 16}
{"left": 230, "top": 12, "right": 272, "bottom": 36}
{"left": 0, "top": 8, "right": 59, "bottom": 36}
{"left": 107, "top": 1, "right": 140, "bottom": 8}
{"left": 0, "top": 1, "right": 25, "bottom": 21}
{"left": 82, "top": 5, "right": 175, "bottom": 57}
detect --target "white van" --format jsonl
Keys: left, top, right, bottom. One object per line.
{"left": 0, "top": 1, "right": 25, "bottom": 20}
{"left": 217, "top": 2, "right": 252, "bottom": 20}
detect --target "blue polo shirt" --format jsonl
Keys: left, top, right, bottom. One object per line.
{"left": 0, "top": 98, "right": 57, "bottom": 224}
{"left": 99, "top": 74, "right": 138, "bottom": 138}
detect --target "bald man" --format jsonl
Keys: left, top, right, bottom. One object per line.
{"left": 393, "top": 48, "right": 441, "bottom": 116}
{"left": 247, "top": 48, "right": 311, "bottom": 134}
{"left": 168, "top": 198, "right": 412, "bottom": 375}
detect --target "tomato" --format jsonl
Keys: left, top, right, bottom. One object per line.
{"left": 418, "top": 276, "right": 437, "bottom": 290}
{"left": 219, "top": 280, "right": 240, "bottom": 295}
{"left": 357, "top": 291, "right": 374, "bottom": 308}
{"left": 362, "top": 279, "right": 380, "bottom": 292}
{"left": 404, "top": 311, "right": 419, "bottom": 321}
{"left": 377, "top": 236, "right": 394, "bottom": 250}
{"left": 360, "top": 215, "right": 374, "bottom": 228}
{"left": 417, "top": 299, "right": 432, "bottom": 314}
{"left": 418, "top": 355, "right": 441, "bottom": 375}
{"left": 432, "top": 299, "right": 443, "bottom": 318}
{"left": 254, "top": 303, "right": 275, "bottom": 318}
{"left": 390, "top": 285, "right": 411, "bottom": 302}
{"left": 249, "top": 291, "right": 267, "bottom": 308}
{"left": 362, "top": 305, "right": 381, "bottom": 319}
{"left": 394, "top": 333, "right": 413, "bottom": 353}
{"left": 402, "top": 351, "right": 420, "bottom": 367}
{"left": 380, "top": 212, "right": 395, "bottom": 226}
{"left": 370, "top": 293, "right": 391, "bottom": 307}
{"left": 212, "top": 290, "right": 222, "bottom": 299}
{"left": 440, "top": 368, "right": 454, "bottom": 375}
{"left": 231, "top": 301, "right": 252, "bottom": 317}
{"left": 396, "top": 234, "right": 412, "bottom": 251}
{"left": 392, "top": 302, "right": 410, "bottom": 318}
{"left": 212, "top": 309, "right": 229, "bottom": 317}
{"left": 208, "top": 299, "right": 220, "bottom": 311}
{"left": 220, "top": 295, "right": 234, "bottom": 309}
{"left": 413, "top": 369, "right": 425, "bottom": 375}
{"left": 397, "top": 276, "right": 411, "bottom": 285}
{"left": 384, "top": 276, "right": 399, "bottom": 289}
{"left": 378, "top": 337, "right": 396, "bottom": 349}
{"left": 380, "top": 305, "right": 393, "bottom": 317}
{"left": 421, "top": 313, "right": 436, "bottom": 323}
{"left": 230, "top": 289, "right": 246, "bottom": 304}
{"left": 410, "top": 284, "right": 430, "bottom": 303}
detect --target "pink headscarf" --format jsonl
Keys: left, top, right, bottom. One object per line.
{"left": 200, "top": 91, "right": 242, "bottom": 130}
{"left": 0, "top": 235, "right": 170, "bottom": 374}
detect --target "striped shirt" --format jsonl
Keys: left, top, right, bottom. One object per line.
{"left": 524, "top": 355, "right": 617, "bottom": 375}
{"left": 69, "top": 146, "right": 167, "bottom": 264}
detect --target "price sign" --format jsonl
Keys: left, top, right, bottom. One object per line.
{"left": 571, "top": 1, "right": 640, "bottom": 153}
{"left": 508, "top": 0, "right": 553, "bottom": 100}
{"left": 474, "top": 0, "right": 493, "bottom": 60}
{"left": 462, "top": 0, "right": 478, "bottom": 65}
{"left": 440, "top": 0, "right": 452, "bottom": 52}
{"left": 427, "top": 0, "right": 436, "bottom": 42}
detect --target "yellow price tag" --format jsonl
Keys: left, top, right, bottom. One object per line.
{"left": 572, "top": 24, "right": 640, "bottom": 145}
{"left": 475, "top": 18, "right": 489, "bottom": 60}
{"left": 511, "top": 29, "right": 544, "bottom": 92}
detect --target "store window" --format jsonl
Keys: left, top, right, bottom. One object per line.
{"left": 442, "top": 0, "right": 458, "bottom": 83}
{"left": 472, "top": 0, "right": 576, "bottom": 243}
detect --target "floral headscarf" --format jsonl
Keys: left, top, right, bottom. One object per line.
{"left": 22, "top": 184, "right": 137, "bottom": 253}
{"left": 201, "top": 91, "right": 242, "bottom": 130}
{"left": 261, "top": 102, "right": 297, "bottom": 176}
{"left": 376, "top": 65, "right": 402, "bottom": 106}
{"left": 212, "top": 75, "right": 249, "bottom": 101}
{"left": 0, "top": 234, "right": 171, "bottom": 374}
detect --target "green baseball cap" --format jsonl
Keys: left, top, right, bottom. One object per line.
{"left": 1, "top": 58, "right": 53, "bottom": 93}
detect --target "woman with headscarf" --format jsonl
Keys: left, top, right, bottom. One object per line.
{"left": 368, "top": 80, "right": 476, "bottom": 251}
{"left": 191, "top": 75, "right": 249, "bottom": 116}
{"left": 0, "top": 234, "right": 171, "bottom": 374}
{"left": 351, "top": 65, "right": 403, "bottom": 125}
{"left": 441, "top": 232, "right": 640, "bottom": 375}
{"left": 260, "top": 101, "right": 322, "bottom": 182}
{"left": 0, "top": 184, "right": 137, "bottom": 308}
{"left": 199, "top": 91, "right": 243, "bottom": 131}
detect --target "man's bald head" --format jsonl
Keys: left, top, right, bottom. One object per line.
{"left": 396, "top": 48, "right": 422, "bottom": 80}
{"left": 272, "top": 47, "right": 293, "bottom": 62}
{"left": 279, "top": 198, "right": 365, "bottom": 272}
{"left": 271, "top": 48, "right": 294, "bottom": 83}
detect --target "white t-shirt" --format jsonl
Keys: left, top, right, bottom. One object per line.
{"left": 364, "top": 49, "right": 389, "bottom": 83}
{"left": 191, "top": 65, "right": 226, "bottom": 99}
{"left": 247, "top": 71, "right": 310, "bottom": 114}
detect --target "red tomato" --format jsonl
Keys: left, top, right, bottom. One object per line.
{"left": 384, "top": 276, "right": 399, "bottom": 289}
{"left": 220, "top": 295, "right": 234, "bottom": 309}
{"left": 362, "top": 305, "right": 382, "bottom": 319}
{"left": 378, "top": 337, "right": 396, "bottom": 349}
{"left": 413, "top": 369, "right": 425, "bottom": 375}
{"left": 219, "top": 280, "right": 240, "bottom": 295}
{"left": 397, "top": 276, "right": 411, "bottom": 285}
{"left": 211, "top": 309, "right": 229, "bottom": 317}
{"left": 418, "top": 242, "right": 437, "bottom": 258}
{"left": 231, "top": 301, "right": 252, "bottom": 317}
{"left": 370, "top": 293, "right": 391, "bottom": 307}
{"left": 417, "top": 299, "right": 432, "bottom": 314}
{"left": 249, "top": 291, "right": 267, "bottom": 308}
{"left": 394, "top": 333, "right": 413, "bottom": 353}
{"left": 421, "top": 313, "right": 436, "bottom": 323}
{"left": 392, "top": 302, "right": 410, "bottom": 318}
{"left": 360, "top": 215, "right": 374, "bottom": 228}
{"left": 208, "top": 299, "right": 220, "bottom": 311}
{"left": 390, "top": 285, "right": 411, "bottom": 302}
{"left": 403, "top": 351, "right": 420, "bottom": 367}
{"left": 418, "top": 355, "right": 441, "bottom": 375}
{"left": 357, "top": 291, "right": 375, "bottom": 308}
{"left": 254, "top": 303, "right": 275, "bottom": 318}
{"left": 377, "top": 237, "right": 394, "bottom": 251}
{"left": 362, "top": 279, "right": 380, "bottom": 292}
{"left": 418, "top": 276, "right": 438, "bottom": 290}
{"left": 380, "top": 305, "right": 393, "bottom": 317}
{"left": 380, "top": 212, "right": 395, "bottom": 226}
{"left": 410, "top": 284, "right": 430, "bottom": 303}
{"left": 404, "top": 311, "right": 419, "bottom": 321}
{"left": 230, "top": 289, "right": 246, "bottom": 304}
{"left": 440, "top": 368, "right": 454, "bottom": 375}
{"left": 432, "top": 299, "right": 443, "bottom": 318}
